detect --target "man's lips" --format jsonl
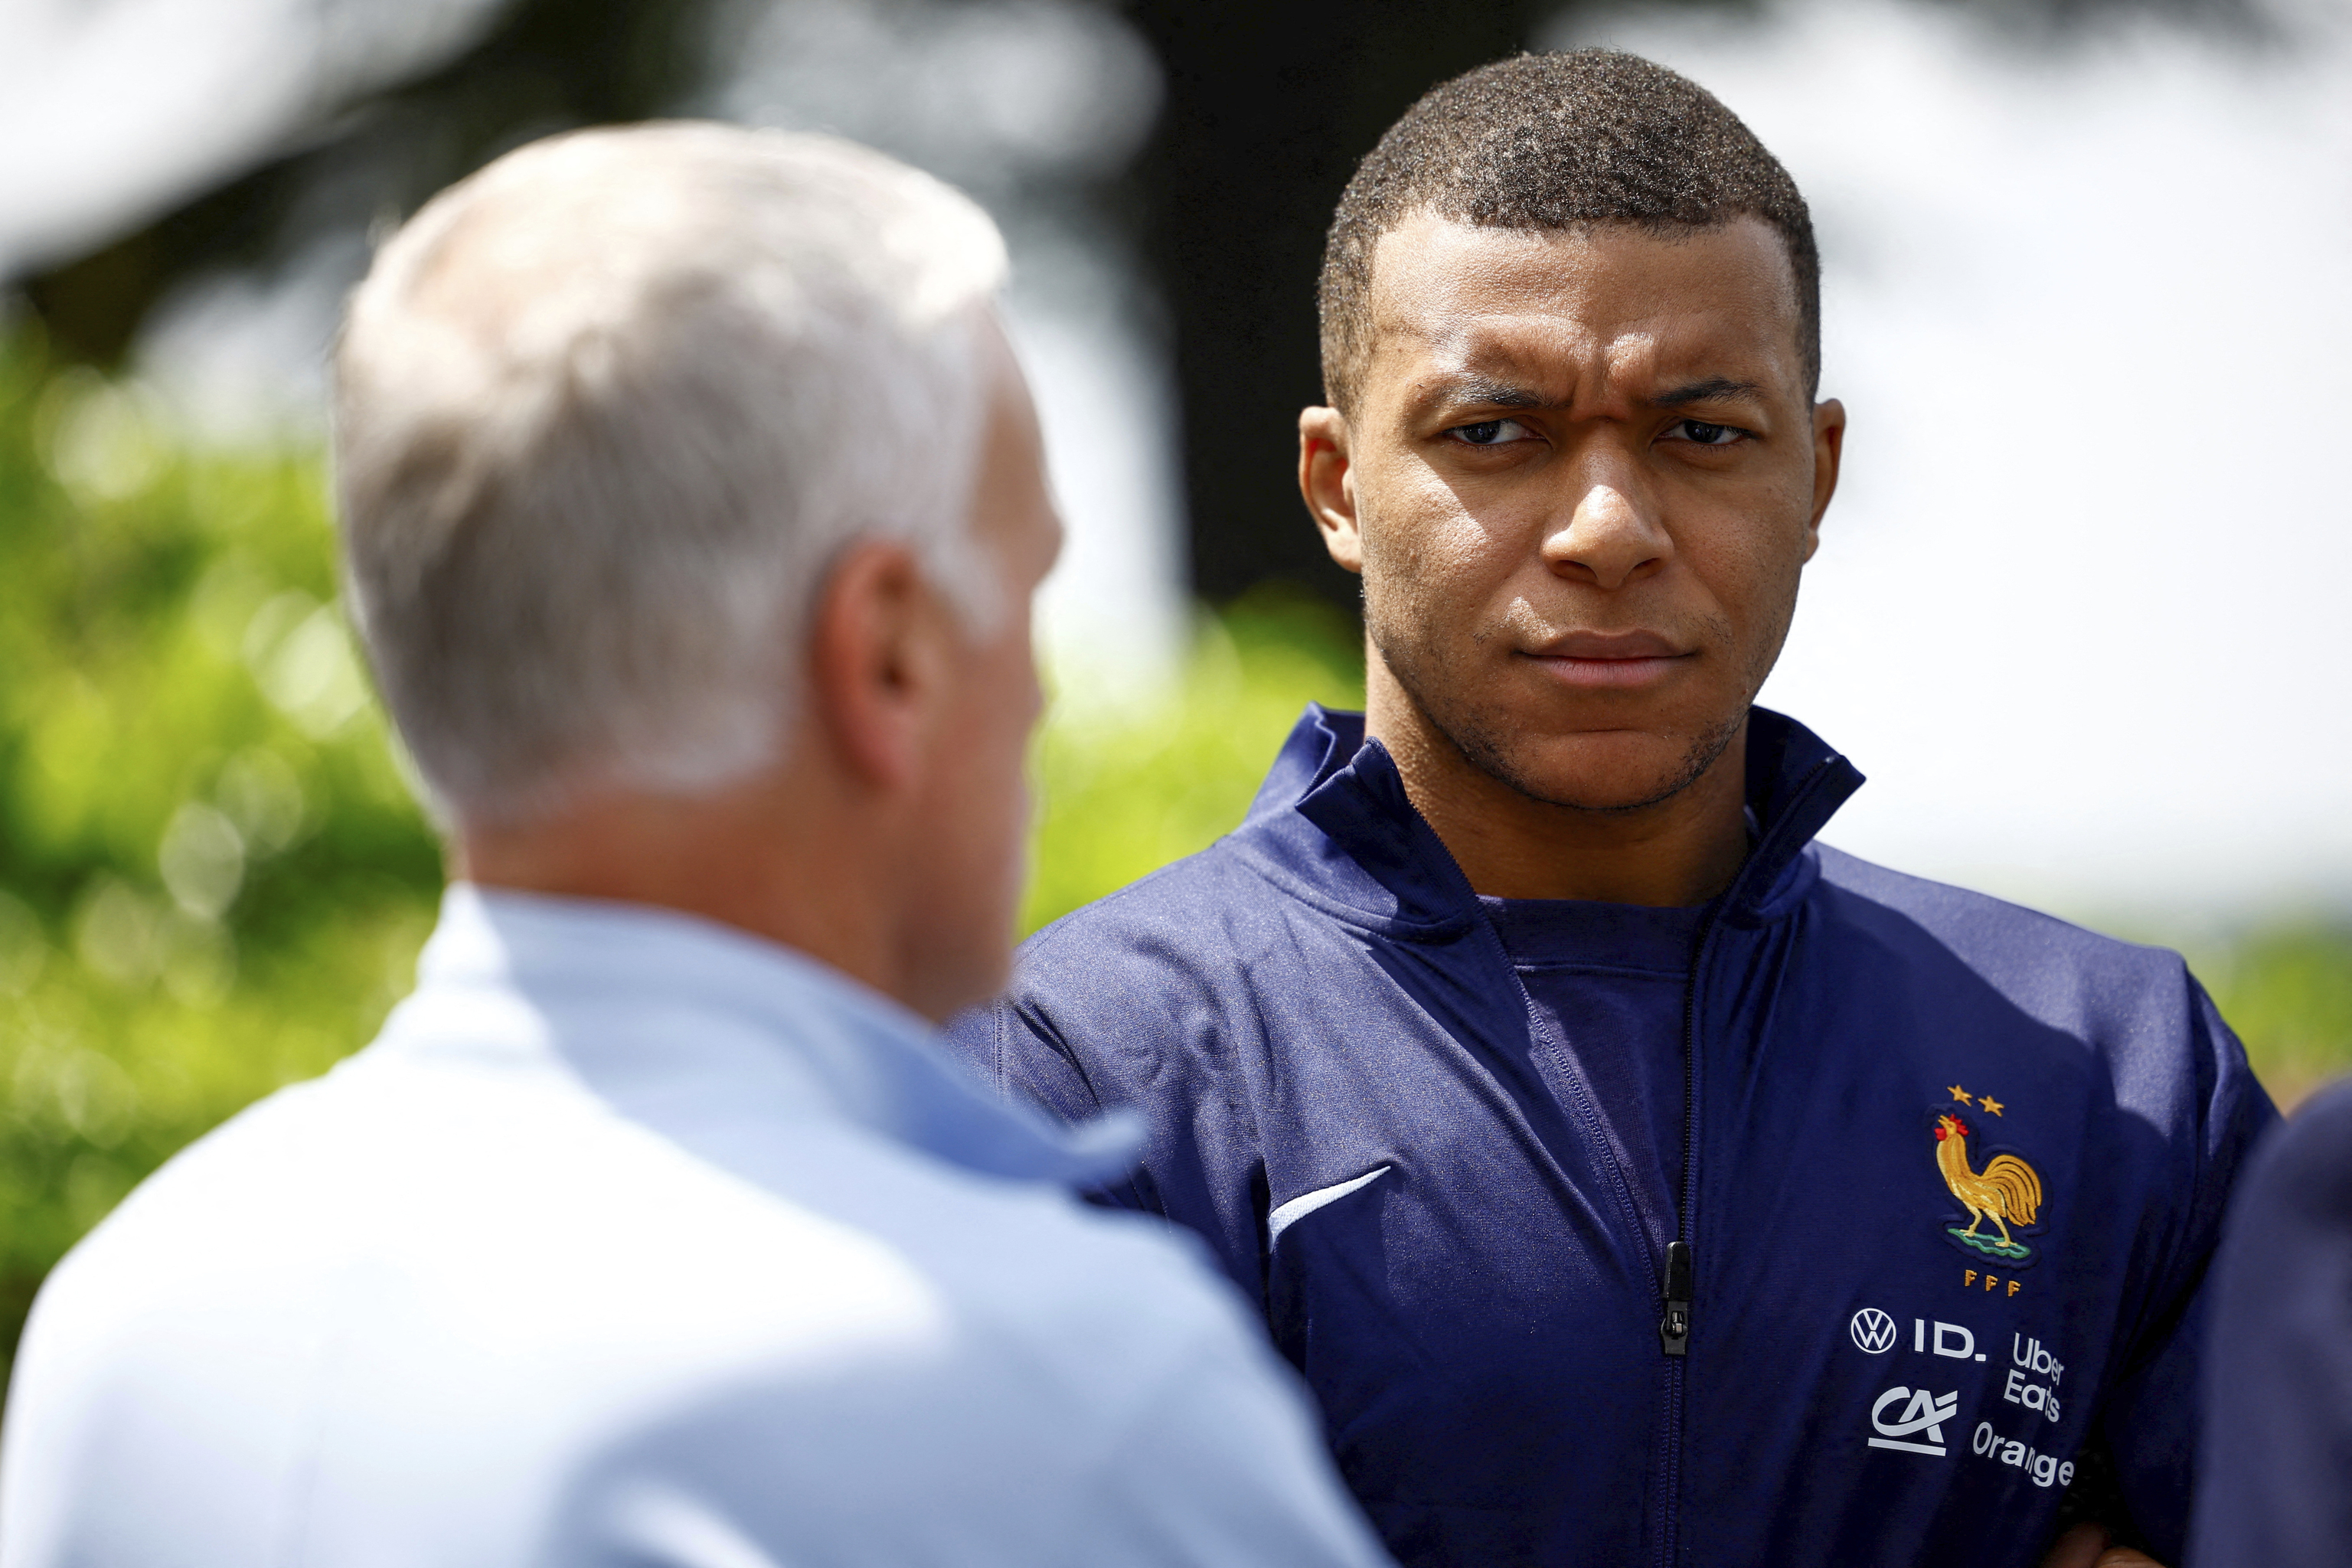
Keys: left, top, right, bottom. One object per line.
{"left": 1519, "top": 629, "right": 1694, "bottom": 690}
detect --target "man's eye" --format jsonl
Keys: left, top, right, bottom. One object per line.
{"left": 1669, "top": 419, "right": 1745, "bottom": 446}
{"left": 1447, "top": 418, "right": 1533, "bottom": 446}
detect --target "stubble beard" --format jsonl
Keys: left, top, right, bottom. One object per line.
{"left": 1367, "top": 601, "right": 1747, "bottom": 816}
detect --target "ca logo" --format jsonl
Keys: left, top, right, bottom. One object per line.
{"left": 1850, "top": 1308, "right": 1898, "bottom": 1354}
{"left": 1869, "top": 1386, "right": 1959, "bottom": 1457}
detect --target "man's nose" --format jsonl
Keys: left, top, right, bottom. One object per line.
{"left": 1542, "top": 458, "right": 1671, "bottom": 592}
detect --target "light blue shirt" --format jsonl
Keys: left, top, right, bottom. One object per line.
{"left": 0, "top": 887, "right": 1392, "bottom": 1567}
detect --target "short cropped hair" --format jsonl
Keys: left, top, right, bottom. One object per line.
{"left": 335, "top": 124, "right": 1008, "bottom": 824}
{"left": 1318, "top": 49, "right": 1819, "bottom": 413}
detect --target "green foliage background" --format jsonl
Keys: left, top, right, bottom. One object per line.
{"left": 2, "top": 331, "right": 2347, "bottom": 1395}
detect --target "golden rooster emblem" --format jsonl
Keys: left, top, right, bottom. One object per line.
{"left": 1933, "top": 1113, "right": 2043, "bottom": 1261}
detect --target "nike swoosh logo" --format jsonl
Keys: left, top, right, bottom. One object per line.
{"left": 1268, "top": 1165, "right": 1393, "bottom": 1246}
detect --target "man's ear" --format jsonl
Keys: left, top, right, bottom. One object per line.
{"left": 805, "top": 538, "right": 947, "bottom": 792}
{"left": 1805, "top": 397, "right": 1847, "bottom": 564}
{"left": 1298, "top": 406, "right": 1364, "bottom": 575}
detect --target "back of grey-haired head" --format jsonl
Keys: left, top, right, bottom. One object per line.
{"left": 335, "top": 122, "right": 1008, "bottom": 825}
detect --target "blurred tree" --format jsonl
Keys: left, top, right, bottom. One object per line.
{"left": 0, "top": 327, "right": 443, "bottom": 1395}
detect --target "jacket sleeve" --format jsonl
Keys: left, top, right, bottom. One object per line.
{"left": 942, "top": 959, "right": 1276, "bottom": 1308}
{"left": 942, "top": 996, "right": 1165, "bottom": 1218}
{"left": 2188, "top": 1076, "right": 2352, "bottom": 1568}
{"left": 946, "top": 996, "right": 1109, "bottom": 1125}
{"left": 2096, "top": 978, "right": 2278, "bottom": 1560}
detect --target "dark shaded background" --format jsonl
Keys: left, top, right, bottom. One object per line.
{"left": 1129, "top": 0, "right": 1550, "bottom": 602}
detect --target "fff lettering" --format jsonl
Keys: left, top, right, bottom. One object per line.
{"left": 2004, "top": 1334, "right": 2064, "bottom": 1423}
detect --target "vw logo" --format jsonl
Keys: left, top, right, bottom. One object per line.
{"left": 1851, "top": 1308, "right": 1899, "bottom": 1354}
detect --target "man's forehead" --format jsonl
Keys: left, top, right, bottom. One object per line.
{"left": 1363, "top": 212, "right": 1804, "bottom": 398}
{"left": 1397, "top": 319, "right": 1763, "bottom": 402}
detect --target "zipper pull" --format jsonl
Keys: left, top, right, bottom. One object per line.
{"left": 1659, "top": 1240, "right": 1693, "bottom": 1357}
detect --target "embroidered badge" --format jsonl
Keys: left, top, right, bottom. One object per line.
{"left": 1931, "top": 1090, "right": 2044, "bottom": 1265}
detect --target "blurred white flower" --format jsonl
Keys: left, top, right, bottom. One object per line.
{"left": 0, "top": 890, "right": 49, "bottom": 998}
{"left": 217, "top": 747, "right": 309, "bottom": 855}
{"left": 73, "top": 877, "right": 162, "bottom": 987}
{"left": 243, "top": 591, "right": 369, "bottom": 738}
{"left": 38, "top": 370, "right": 168, "bottom": 505}
{"left": 159, "top": 802, "right": 246, "bottom": 920}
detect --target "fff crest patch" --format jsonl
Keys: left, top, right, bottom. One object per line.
{"left": 1928, "top": 1085, "right": 2047, "bottom": 1269}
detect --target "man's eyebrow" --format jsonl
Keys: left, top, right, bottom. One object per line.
{"left": 1401, "top": 376, "right": 1552, "bottom": 420}
{"left": 1417, "top": 376, "right": 1547, "bottom": 410}
{"left": 1653, "top": 376, "right": 1765, "bottom": 407}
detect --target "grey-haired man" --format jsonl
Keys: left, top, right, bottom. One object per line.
{"left": 0, "top": 125, "right": 1391, "bottom": 1568}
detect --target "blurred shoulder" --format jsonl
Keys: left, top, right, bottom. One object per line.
{"left": 535, "top": 1194, "right": 1376, "bottom": 1567}
{"left": 29, "top": 1069, "right": 353, "bottom": 1305}
{"left": 29, "top": 1035, "right": 1251, "bottom": 1377}
{"left": 2239, "top": 1075, "right": 2352, "bottom": 1206}
{"left": 8, "top": 1034, "right": 1324, "bottom": 1560}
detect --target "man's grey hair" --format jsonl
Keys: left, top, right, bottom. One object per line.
{"left": 335, "top": 122, "right": 1009, "bottom": 825}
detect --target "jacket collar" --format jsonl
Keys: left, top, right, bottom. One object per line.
{"left": 1235, "top": 704, "right": 1864, "bottom": 939}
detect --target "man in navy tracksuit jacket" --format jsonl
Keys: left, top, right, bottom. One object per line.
{"left": 957, "top": 704, "right": 2267, "bottom": 1566}
{"left": 951, "top": 51, "right": 2274, "bottom": 1568}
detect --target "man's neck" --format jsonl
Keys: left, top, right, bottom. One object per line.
{"left": 455, "top": 765, "right": 912, "bottom": 1010}
{"left": 1366, "top": 686, "right": 1753, "bottom": 910}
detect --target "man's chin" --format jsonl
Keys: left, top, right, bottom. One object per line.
{"left": 1460, "top": 724, "right": 1740, "bottom": 815}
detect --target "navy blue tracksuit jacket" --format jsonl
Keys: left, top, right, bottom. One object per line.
{"left": 949, "top": 707, "right": 2275, "bottom": 1568}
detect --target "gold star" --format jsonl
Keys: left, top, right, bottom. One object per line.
{"left": 1948, "top": 1085, "right": 1974, "bottom": 1106}
{"left": 1979, "top": 1096, "right": 2005, "bottom": 1117}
